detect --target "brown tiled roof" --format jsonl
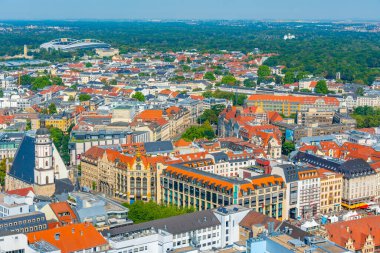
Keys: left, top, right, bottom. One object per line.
{"left": 239, "top": 210, "right": 281, "bottom": 229}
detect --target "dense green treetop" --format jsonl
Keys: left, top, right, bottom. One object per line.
{"left": 78, "top": 93, "right": 91, "bottom": 102}
{"left": 122, "top": 200, "right": 194, "bottom": 224}
{"left": 221, "top": 75, "right": 238, "bottom": 85}
{"left": 31, "top": 76, "right": 52, "bottom": 90}
{"left": 351, "top": 106, "right": 380, "bottom": 128}
{"left": 314, "top": 80, "right": 329, "bottom": 94}
{"left": 132, "top": 91, "right": 145, "bottom": 102}
{"left": 182, "top": 121, "right": 215, "bottom": 141}
{"left": 204, "top": 71, "right": 216, "bottom": 81}
{"left": 48, "top": 103, "right": 57, "bottom": 114}
{"left": 243, "top": 78, "right": 256, "bottom": 88}
{"left": 258, "top": 65, "right": 271, "bottom": 77}
{"left": 282, "top": 141, "right": 295, "bottom": 156}
{"left": 198, "top": 104, "right": 226, "bottom": 125}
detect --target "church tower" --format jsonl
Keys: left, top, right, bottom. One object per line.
{"left": 33, "top": 128, "right": 56, "bottom": 196}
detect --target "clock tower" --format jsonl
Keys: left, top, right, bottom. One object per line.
{"left": 33, "top": 128, "right": 56, "bottom": 196}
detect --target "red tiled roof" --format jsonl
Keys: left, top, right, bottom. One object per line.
{"left": 6, "top": 187, "right": 34, "bottom": 197}
{"left": 325, "top": 216, "right": 380, "bottom": 250}
{"left": 0, "top": 115, "right": 15, "bottom": 124}
{"left": 247, "top": 94, "right": 339, "bottom": 106}
{"left": 83, "top": 146, "right": 162, "bottom": 169}
{"left": 299, "top": 145, "right": 319, "bottom": 154}
{"left": 190, "top": 95, "right": 204, "bottom": 101}
{"left": 165, "top": 106, "right": 181, "bottom": 116}
{"left": 39, "top": 85, "right": 65, "bottom": 95}
{"left": 174, "top": 152, "right": 208, "bottom": 161}
{"left": 49, "top": 202, "right": 78, "bottom": 225}
{"left": 159, "top": 89, "right": 172, "bottom": 95}
{"left": 135, "top": 110, "right": 163, "bottom": 121}
{"left": 357, "top": 128, "right": 376, "bottom": 135}
{"left": 27, "top": 223, "right": 108, "bottom": 253}
{"left": 174, "top": 139, "right": 192, "bottom": 147}
{"left": 267, "top": 111, "right": 283, "bottom": 122}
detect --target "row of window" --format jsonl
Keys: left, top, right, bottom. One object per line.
{"left": 2, "top": 224, "right": 47, "bottom": 233}
{"left": 118, "top": 246, "right": 148, "bottom": 253}
{"left": 0, "top": 216, "right": 45, "bottom": 228}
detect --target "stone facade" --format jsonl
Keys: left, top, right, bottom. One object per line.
{"left": 80, "top": 147, "right": 166, "bottom": 204}
{"left": 5, "top": 176, "right": 32, "bottom": 192}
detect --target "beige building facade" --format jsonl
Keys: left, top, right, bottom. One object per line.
{"left": 318, "top": 169, "right": 343, "bottom": 214}
{"left": 80, "top": 146, "right": 166, "bottom": 203}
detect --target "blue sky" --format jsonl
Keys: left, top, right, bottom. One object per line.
{"left": 1, "top": 0, "right": 379, "bottom": 20}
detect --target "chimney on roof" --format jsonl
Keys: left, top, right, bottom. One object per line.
{"left": 72, "top": 228, "right": 75, "bottom": 234}
{"left": 346, "top": 226, "right": 350, "bottom": 233}
{"left": 80, "top": 231, "right": 83, "bottom": 236}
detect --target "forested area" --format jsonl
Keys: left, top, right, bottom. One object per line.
{"left": 351, "top": 106, "right": 380, "bottom": 128}
{"left": 0, "top": 21, "right": 380, "bottom": 84}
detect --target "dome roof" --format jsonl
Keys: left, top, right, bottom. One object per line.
{"left": 36, "top": 128, "right": 50, "bottom": 136}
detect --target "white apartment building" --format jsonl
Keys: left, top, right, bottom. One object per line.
{"left": 356, "top": 95, "right": 380, "bottom": 107}
{"left": 195, "top": 152, "right": 256, "bottom": 177}
{"left": 346, "top": 130, "right": 377, "bottom": 147}
{"left": 0, "top": 232, "right": 47, "bottom": 253}
{"left": 0, "top": 95, "right": 31, "bottom": 109}
{"left": 107, "top": 228, "right": 173, "bottom": 253}
{"left": 104, "top": 210, "right": 222, "bottom": 251}
{"left": 272, "top": 163, "right": 320, "bottom": 220}
{"left": 104, "top": 207, "right": 251, "bottom": 252}
{"left": 297, "top": 169, "right": 321, "bottom": 220}
{"left": 342, "top": 167, "right": 378, "bottom": 207}
{"left": 0, "top": 193, "right": 33, "bottom": 218}
{"left": 213, "top": 205, "right": 250, "bottom": 248}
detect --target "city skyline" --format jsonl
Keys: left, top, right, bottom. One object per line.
{"left": 1, "top": 0, "right": 380, "bottom": 21}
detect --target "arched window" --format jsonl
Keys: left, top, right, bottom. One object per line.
{"left": 143, "top": 178, "right": 148, "bottom": 196}
{"left": 46, "top": 161, "right": 48, "bottom": 167}
{"left": 46, "top": 176, "right": 49, "bottom": 184}
{"left": 143, "top": 177, "right": 148, "bottom": 189}
{"left": 136, "top": 177, "right": 142, "bottom": 197}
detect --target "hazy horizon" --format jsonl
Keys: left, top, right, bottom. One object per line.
{"left": 1, "top": 0, "right": 380, "bottom": 21}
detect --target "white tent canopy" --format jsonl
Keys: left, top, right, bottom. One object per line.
{"left": 301, "top": 219, "right": 319, "bottom": 231}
